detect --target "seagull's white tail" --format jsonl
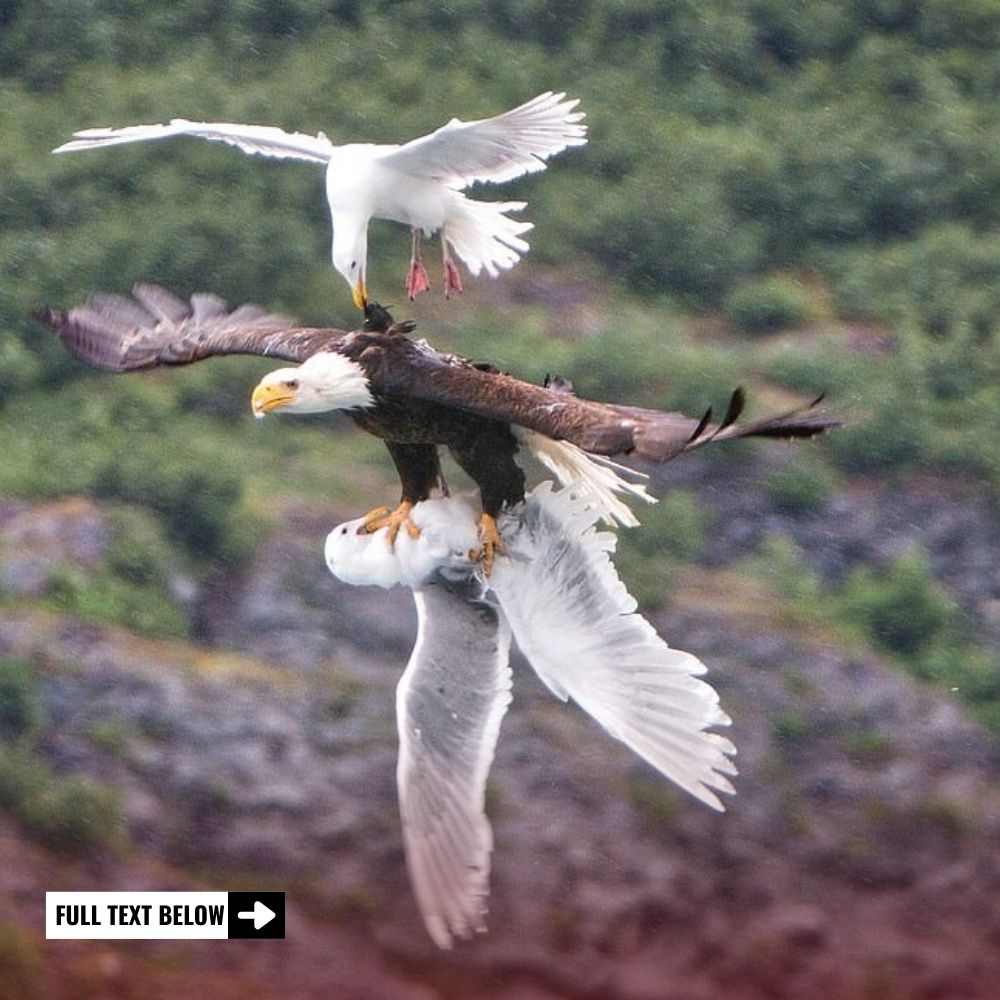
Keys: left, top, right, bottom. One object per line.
{"left": 443, "top": 198, "right": 533, "bottom": 277}
{"left": 515, "top": 428, "right": 655, "bottom": 528}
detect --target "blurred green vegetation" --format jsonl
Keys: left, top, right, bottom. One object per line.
{"left": 2, "top": 2, "right": 999, "bottom": 500}
{"left": 1, "top": 2, "right": 997, "bottom": 498}
{"left": 0, "top": 660, "right": 43, "bottom": 744}
{"left": 1, "top": 2, "right": 998, "bottom": 729}
{"left": 724, "top": 275, "right": 818, "bottom": 334}
{"left": 41, "top": 506, "right": 190, "bottom": 637}
{"left": 7, "top": 1, "right": 1000, "bottom": 317}
{"left": 615, "top": 489, "right": 709, "bottom": 609}
{"left": 0, "top": 657, "right": 127, "bottom": 856}
{"left": 745, "top": 538, "right": 1000, "bottom": 736}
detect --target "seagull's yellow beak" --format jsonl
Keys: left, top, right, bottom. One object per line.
{"left": 352, "top": 277, "right": 368, "bottom": 311}
{"left": 251, "top": 381, "right": 295, "bottom": 417}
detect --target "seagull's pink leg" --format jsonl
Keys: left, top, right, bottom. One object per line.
{"left": 442, "top": 235, "right": 464, "bottom": 299}
{"left": 405, "top": 228, "right": 430, "bottom": 300}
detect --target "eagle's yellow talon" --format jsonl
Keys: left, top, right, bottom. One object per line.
{"left": 361, "top": 501, "right": 420, "bottom": 546}
{"left": 470, "top": 513, "right": 505, "bottom": 577}
{"left": 360, "top": 506, "right": 391, "bottom": 533}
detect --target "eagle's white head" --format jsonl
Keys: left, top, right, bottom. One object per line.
{"left": 251, "top": 351, "right": 374, "bottom": 417}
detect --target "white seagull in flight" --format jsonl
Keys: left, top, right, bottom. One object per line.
{"left": 53, "top": 92, "right": 587, "bottom": 310}
{"left": 325, "top": 486, "right": 736, "bottom": 947}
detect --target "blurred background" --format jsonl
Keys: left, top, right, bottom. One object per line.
{"left": 2, "top": 2, "right": 1000, "bottom": 997}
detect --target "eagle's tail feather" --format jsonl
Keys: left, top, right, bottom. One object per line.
{"left": 611, "top": 391, "right": 841, "bottom": 464}
{"left": 443, "top": 198, "right": 533, "bottom": 278}
{"left": 514, "top": 428, "right": 655, "bottom": 528}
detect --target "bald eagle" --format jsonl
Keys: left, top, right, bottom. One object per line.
{"left": 36, "top": 284, "right": 839, "bottom": 570}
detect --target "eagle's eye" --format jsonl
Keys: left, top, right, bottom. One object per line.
{"left": 284, "top": 379, "right": 299, "bottom": 390}
{"left": 350, "top": 260, "right": 357, "bottom": 270}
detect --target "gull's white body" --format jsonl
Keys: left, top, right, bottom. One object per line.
{"left": 325, "top": 495, "right": 479, "bottom": 589}
{"left": 325, "top": 485, "right": 736, "bottom": 948}
{"left": 54, "top": 92, "right": 587, "bottom": 299}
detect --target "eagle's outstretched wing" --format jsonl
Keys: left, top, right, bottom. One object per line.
{"left": 397, "top": 576, "right": 512, "bottom": 949}
{"left": 383, "top": 91, "right": 587, "bottom": 188}
{"left": 38, "top": 283, "right": 839, "bottom": 461}
{"left": 53, "top": 120, "right": 335, "bottom": 164}
{"left": 366, "top": 336, "right": 841, "bottom": 464}
{"left": 35, "top": 284, "right": 346, "bottom": 371}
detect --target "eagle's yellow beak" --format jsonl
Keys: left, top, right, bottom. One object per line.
{"left": 251, "top": 381, "right": 295, "bottom": 417}
{"left": 352, "top": 277, "right": 368, "bottom": 311}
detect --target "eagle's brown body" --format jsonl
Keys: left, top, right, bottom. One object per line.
{"left": 35, "top": 284, "right": 840, "bottom": 521}
{"left": 349, "top": 395, "right": 525, "bottom": 517}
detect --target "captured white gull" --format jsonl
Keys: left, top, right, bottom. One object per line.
{"left": 324, "top": 485, "right": 736, "bottom": 948}
{"left": 53, "top": 92, "right": 587, "bottom": 309}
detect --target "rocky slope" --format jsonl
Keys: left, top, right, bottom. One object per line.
{"left": 0, "top": 465, "right": 999, "bottom": 999}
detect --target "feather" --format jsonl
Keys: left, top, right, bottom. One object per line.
{"left": 396, "top": 579, "right": 511, "bottom": 948}
{"left": 491, "top": 484, "right": 736, "bottom": 810}
{"left": 385, "top": 91, "right": 587, "bottom": 189}
{"left": 35, "top": 284, "right": 344, "bottom": 370}
{"left": 514, "top": 427, "right": 654, "bottom": 528}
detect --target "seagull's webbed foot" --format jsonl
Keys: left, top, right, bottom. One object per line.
{"left": 442, "top": 239, "right": 464, "bottom": 299}
{"left": 359, "top": 501, "right": 421, "bottom": 546}
{"left": 406, "top": 229, "right": 431, "bottom": 300}
{"left": 406, "top": 261, "right": 431, "bottom": 300}
{"left": 469, "top": 512, "right": 505, "bottom": 577}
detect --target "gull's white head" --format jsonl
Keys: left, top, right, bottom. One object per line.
{"left": 332, "top": 224, "right": 369, "bottom": 309}
{"left": 251, "top": 351, "right": 374, "bottom": 417}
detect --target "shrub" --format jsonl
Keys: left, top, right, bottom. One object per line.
{"left": 827, "top": 397, "right": 929, "bottom": 474}
{"left": 94, "top": 455, "right": 257, "bottom": 569}
{"left": 772, "top": 711, "right": 815, "bottom": 751}
{"left": 724, "top": 275, "right": 816, "bottom": 333}
{"left": 615, "top": 489, "right": 709, "bottom": 609}
{"left": 627, "top": 773, "right": 682, "bottom": 830}
{"left": 44, "top": 563, "right": 189, "bottom": 639}
{"left": 0, "top": 660, "right": 42, "bottom": 744}
{"left": 842, "top": 728, "right": 895, "bottom": 766}
{"left": 838, "top": 549, "right": 958, "bottom": 657}
{"left": 764, "top": 462, "right": 835, "bottom": 514}
{"left": 0, "top": 746, "right": 44, "bottom": 810}
{"left": 19, "top": 774, "right": 125, "bottom": 856}
{"left": 0, "top": 745, "right": 126, "bottom": 857}
{"left": 41, "top": 505, "right": 189, "bottom": 638}
{"left": 740, "top": 534, "right": 824, "bottom": 608}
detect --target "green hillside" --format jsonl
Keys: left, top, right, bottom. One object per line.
{"left": 2, "top": 1, "right": 999, "bottom": 726}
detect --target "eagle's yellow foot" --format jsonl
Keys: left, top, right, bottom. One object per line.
{"left": 469, "top": 513, "right": 505, "bottom": 576}
{"left": 360, "top": 501, "right": 421, "bottom": 546}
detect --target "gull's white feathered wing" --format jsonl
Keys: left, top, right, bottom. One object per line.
{"left": 492, "top": 484, "right": 737, "bottom": 811}
{"left": 53, "top": 120, "right": 336, "bottom": 163}
{"left": 397, "top": 578, "right": 512, "bottom": 949}
{"left": 52, "top": 92, "right": 584, "bottom": 179}
{"left": 381, "top": 91, "right": 586, "bottom": 187}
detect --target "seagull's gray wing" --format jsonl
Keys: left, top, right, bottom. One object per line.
{"left": 491, "top": 484, "right": 737, "bottom": 811}
{"left": 397, "top": 574, "right": 512, "bottom": 948}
